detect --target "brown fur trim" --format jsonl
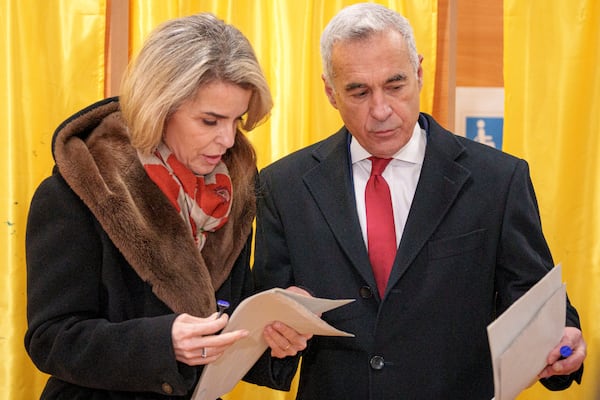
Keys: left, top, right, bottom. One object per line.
{"left": 53, "top": 101, "right": 255, "bottom": 316}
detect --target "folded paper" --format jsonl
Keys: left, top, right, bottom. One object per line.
{"left": 192, "top": 288, "right": 354, "bottom": 400}
{"left": 487, "top": 264, "right": 566, "bottom": 400}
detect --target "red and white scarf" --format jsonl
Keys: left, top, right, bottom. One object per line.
{"left": 139, "top": 142, "right": 233, "bottom": 251}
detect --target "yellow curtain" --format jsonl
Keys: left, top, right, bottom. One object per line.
{"left": 504, "top": 1, "right": 600, "bottom": 400}
{"left": 0, "top": 0, "right": 106, "bottom": 399}
{"left": 5, "top": 0, "right": 435, "bottom": 398}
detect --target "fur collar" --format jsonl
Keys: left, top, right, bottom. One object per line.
{"left": 52, "top": 99, "right": 255, "bottom": 317}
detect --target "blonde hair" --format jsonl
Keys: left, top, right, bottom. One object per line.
{"left": 120, "top": 13, "right": 272, "bottom": 155}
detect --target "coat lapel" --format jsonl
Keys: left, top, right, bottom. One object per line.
{"left": 386, "top": 117, "right": 471, "bottom": 294}
{"left": 303, "top": 130, "right": 377, "bottom": 288}
{"left": 298, "top": 119, "right": 472, "bottom": 297}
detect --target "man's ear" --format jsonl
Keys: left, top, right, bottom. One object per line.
{"left": 322, "top": 74, "right": 338, "bottom": 109}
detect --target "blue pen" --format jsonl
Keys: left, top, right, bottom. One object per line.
{"left": 217, "top": 300, "right": 230, "bottom": 318}
{"left": 559, "top": 345, "right": 573, "bottom": 359}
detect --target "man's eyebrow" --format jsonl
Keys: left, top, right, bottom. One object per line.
{"left": 344, "top": 82, "right": 366, "bottom": 91}
{"left": 386, "top": 74, "right": 408, "bottom": 83}
{"left": 344, "top": 74, "right": 408, "bottom": 91}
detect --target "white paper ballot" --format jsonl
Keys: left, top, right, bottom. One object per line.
{"left": 192, "top": 288, "right": 355, "bottom": 400}
{"left": 487, "top": 264, "right": 566, "bottom": 400}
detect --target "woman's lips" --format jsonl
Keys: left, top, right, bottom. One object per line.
{"left": 204, "top": 154, "right": 222, "bottom": 165}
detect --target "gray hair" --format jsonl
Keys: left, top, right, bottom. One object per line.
{"left": 320, "top": 3, "right": 420, "bottom": 84}
{"left": 120, "top": 13, "right": 272, "bottom": 154}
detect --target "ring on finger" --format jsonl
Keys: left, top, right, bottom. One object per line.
{"left": 201, "top": 347, "right": 207, "bottom": 358}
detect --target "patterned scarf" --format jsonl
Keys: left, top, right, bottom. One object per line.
{"left": 139, "top": 142, "right": 233, "bottom": 251}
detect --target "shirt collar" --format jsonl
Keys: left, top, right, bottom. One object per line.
{"left": 350, "top": 121, "right": 426, "bottom": 165}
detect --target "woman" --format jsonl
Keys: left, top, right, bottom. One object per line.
{"left": 25, "top": 13, "right": 308, "bottom": 399}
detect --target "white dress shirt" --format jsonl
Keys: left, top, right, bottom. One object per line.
{"left": 351, "top": 122, "right": 427, "bottom": 248}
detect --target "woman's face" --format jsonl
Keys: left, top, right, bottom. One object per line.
{"left": 163, "top": 81, "right": 252, "bottom": 175}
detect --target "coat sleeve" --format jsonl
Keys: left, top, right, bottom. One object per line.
{"left": 242, "top": 169, "right": 302, "bottom": 390}
{"left": 24, "top": 173, "right": 197, "bottom": 395}
{"left": 495, "top": 159, "right": 583, "bottom": 389}
{"left": 253, "top": 168, "right": 296, "bottom": 291}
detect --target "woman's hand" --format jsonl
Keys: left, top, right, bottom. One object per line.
{"left": 263, "top": 286, "right": 314, "bottom": 358}
{"left": 171, "top": 312, "right": 248, "bottom": 366}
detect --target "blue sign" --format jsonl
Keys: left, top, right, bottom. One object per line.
{"left": 465, "top": 117, "right": 503, "bottom": 150}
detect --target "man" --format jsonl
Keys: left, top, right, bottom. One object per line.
{"left": 253, "top": 3, "right": 586, "bottom": 399}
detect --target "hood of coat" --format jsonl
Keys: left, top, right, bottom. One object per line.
{"left": 51, "top": 98, "right": 255, "bottom": 317}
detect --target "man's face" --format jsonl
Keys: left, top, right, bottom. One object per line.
{"left": 324, "top": 30, "right": 423, "bottom": 158}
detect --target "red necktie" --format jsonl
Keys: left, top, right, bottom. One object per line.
{"left": 365, "top": 157, "right": 396, "bottom": 297}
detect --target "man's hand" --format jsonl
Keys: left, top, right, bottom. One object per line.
{"left": 538, "top": 326, "right": 586, "bottom": 379}
{"left": 263, "top": 286, "right": 314, "bottom": 358}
